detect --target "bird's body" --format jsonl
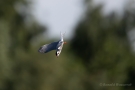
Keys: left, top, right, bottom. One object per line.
{"left": 38, "top": 32, "right": 66, "bottom": 57}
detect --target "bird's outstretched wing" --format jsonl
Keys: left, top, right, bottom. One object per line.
{"left": 38, "top": 41, "right": 59, "bottom": 53}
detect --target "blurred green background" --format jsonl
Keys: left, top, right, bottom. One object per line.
{"left": 0, "top": 0, "right": 135, "bottom": 90}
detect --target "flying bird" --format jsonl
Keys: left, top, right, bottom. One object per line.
{"left": 38, "top": 32, "right": 66, "bottom": 57}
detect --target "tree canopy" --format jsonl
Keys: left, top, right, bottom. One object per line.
{"left": 0, "top": 0, "right": 135, "bottom": 90}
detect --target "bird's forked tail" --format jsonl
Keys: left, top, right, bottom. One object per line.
{"left": 60, "top": 31, "right": 66, "bottom": 41}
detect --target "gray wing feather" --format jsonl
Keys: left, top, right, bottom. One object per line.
{"left": 38, "top": 41, "right": 59, "bottom": 53}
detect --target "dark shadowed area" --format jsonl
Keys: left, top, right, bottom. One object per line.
{"left": 0, "top": 0, "right": 135, "bottom": 90}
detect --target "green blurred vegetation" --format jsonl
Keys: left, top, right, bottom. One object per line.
{"left": 0, "top": 0, "right": 135, "bottom": 90}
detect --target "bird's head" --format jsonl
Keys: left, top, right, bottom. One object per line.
{"left": 56, "top": 51, "right": 60, "bottom": 57}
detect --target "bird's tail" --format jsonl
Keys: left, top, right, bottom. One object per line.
{"left": 60, "top": 31, "right": 66, "bottom": 41}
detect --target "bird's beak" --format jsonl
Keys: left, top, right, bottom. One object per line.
{"left": 64, "top": 42, "right": 67, "bottom": 44}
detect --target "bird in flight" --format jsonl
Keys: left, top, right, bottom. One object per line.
{"left": 38, "top": 32, "right": 66, "bottom": 57}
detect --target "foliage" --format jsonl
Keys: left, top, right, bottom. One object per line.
{"left": 0, "top": 0, "right": 135, "bottom": 90}
{"left": 70, "top": 3, "right": 135, "bottom": 90}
